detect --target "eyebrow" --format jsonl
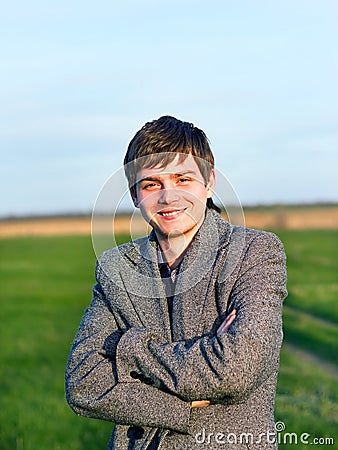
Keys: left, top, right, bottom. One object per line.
{"left": 137, "top": 171, "right": 197, "bottom": 184}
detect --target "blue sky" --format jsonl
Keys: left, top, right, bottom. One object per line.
{"left": 1, "top": 0, "right": 337, "bottom": 217}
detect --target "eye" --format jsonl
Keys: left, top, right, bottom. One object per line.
{"left": 177, "top": 177, "right": 191, "bottom": 184}
{"left": 142, "top": 181, "right": 160, "bottom": 190}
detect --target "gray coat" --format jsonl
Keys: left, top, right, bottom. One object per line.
{"left": 65, "top": 209, "right": 287, "bottom": 449}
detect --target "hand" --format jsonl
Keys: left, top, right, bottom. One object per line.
{"left": 217, "top": 309, "right": 237, "bottom": 337}
{"left": 191, "top": 400, "right": 210, "bottom": 408}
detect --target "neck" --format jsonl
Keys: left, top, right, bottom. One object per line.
{"left": 156, "top": 229, "right": 196, "bottom": 268}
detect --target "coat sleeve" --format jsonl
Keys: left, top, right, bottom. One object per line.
{"left": 115, "top": 232, "right": 287, "bottom": 403}
{"left": 65, "top": 263, "right": 191, "bottom": 433}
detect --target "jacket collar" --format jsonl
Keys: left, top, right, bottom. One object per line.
{"left": 121, "top": 208, "right": 232, "bottom": 268}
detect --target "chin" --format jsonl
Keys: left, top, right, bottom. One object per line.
{"left": 156, "top": 223, "right": 199, "bottom": 239}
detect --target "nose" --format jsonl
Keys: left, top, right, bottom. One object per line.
{"left": 158, "top": 186, "right": 180, "bottom": 204}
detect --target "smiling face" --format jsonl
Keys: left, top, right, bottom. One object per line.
{"left": 132, "top": 154, "right": 215, "bottom": 242}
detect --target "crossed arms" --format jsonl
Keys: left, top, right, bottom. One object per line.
{"left": 191, "top": 309, "right": 237, "bottom": 409}
{"left": 65, "top": 232, "right": 287, "bottom": 434}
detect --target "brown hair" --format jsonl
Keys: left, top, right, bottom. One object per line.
{"left": 124, "top": 115, "right": 220, "bottom": 212}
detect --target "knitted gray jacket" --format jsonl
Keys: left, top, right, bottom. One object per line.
{"left": 66, "top": 209, "right": 287, "bottom": 449}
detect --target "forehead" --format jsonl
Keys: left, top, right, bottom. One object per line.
{"left": 136, "top": 154, "right": 203, "bottom": 182}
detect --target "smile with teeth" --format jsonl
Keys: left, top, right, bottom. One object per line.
{"left": 158, "top": 209, "right": 185, "bottom": 217}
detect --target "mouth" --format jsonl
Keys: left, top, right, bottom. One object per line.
{"left": 157, "top": 208, "right": 186, "bottom": 218}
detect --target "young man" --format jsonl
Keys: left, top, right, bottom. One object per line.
{"left": 66, "top": 116, "right": 287, "bottom": 449}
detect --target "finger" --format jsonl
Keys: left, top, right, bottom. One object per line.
{"left": 191, "top": 400, "right": 210, "bottom": 408}
{"left": 223, "top": 318, "right": 235, "bottom": 332}
{"left": 224, "top": 311, "right": 236, "bottom": 323}
{"left": 224, "top": 312, "right": 236, "bottom": 327}
{"left": 217, "top": 310, "right": 237, "bottom": 336}
{"left": 219, "top": 311, "right": 237, "bottom": 334}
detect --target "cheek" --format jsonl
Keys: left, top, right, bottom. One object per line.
{"left": 137, "top": 192, "right": 158, "bottom": 210}
{"left": 188, "top": 187, "right": 209, "bottom": 205}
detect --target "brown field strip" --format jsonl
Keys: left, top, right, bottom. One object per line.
{"left": 243, "top": 207, "right": 338, "bottom": 230}
{"left": 0, "top": 207, "right": 337, "bottom": 238}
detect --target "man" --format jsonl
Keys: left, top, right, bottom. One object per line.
{"left": 66, "top": 116, "right": 287, "bottom": 449}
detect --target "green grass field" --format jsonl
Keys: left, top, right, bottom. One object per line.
{"left": 0, "top": 230, "right": 337, "bottom": 449}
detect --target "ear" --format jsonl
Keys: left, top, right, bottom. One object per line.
{"left": 206, "top": 169, "right": 216, "bottom": 198}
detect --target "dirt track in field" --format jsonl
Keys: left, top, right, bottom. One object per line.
{"left": 0, "top": 207, "right": 337, "bottom": 238}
